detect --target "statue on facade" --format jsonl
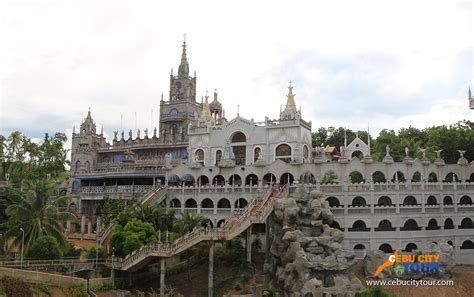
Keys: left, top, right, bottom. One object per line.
{"left": 121, "top": 130, "right": 124, "bottom": 140}
{"left": 419, "top": 148, "right": 427, "bottom": 159}
{"left": 405, "top": 147, "right": 410, "bottom": 157}
{"left": 113, "top": 131, "right": 118, "bottom": 141}
{"left": 385, "top": 145, "right": 391, "bottom": 156}
{"left": 144, "top": 128, "right": 148, "bottom": 138}
{"left": 165, "top": 153, "right": 172, "bottom": 166}
{"left": 128, "top": 129, "right": 132, "bottom": 139}
{"left": 457, "top": 150, "right": 466, "bottom": 158}
{"left": 137, "top": 129, "right": 140, "bottom": 139}
{"left": 435, "top": 149, "right": 443, "bottom": 159}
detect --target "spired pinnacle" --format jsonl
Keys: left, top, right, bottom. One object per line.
{"left": 178, "top": 37, "right": 189, "bottom": 77}
{"left": 286, "top": 80, "right": 297, "bottom": 111}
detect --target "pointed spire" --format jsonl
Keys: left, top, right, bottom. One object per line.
{"left": 202, "top": 91, "right": 211, "bottom": 119}
{"left": 286, "top": 81, "right": 297, "bottom": 111}
{"left": 178, "top": 37, "right": 189, "bottom": 77}
{"left": 469, "top": 87, "right": 472, "bottom": 98}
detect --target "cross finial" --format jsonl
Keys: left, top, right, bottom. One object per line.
{"left": 237, "top": 104, "right": 240, "bottom": 116}
{"left": 183, "top": 33, "right": 187, "bottom": 44}
{"left": 289, "top": 80, "right": 293, "bottom": 87}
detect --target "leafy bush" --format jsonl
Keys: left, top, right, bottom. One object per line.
{"left": 63, "top": 243, "right": 81, "bottom": 258}
{"left": 91, "top": 282, "right": 113, "bottom": 291}
{"left": 109, "top": 219, "right": 157, "bottom": 257}
{"left": 263, "top": 287, "right": 281, "bottom": 297}
{"left": 27, "top": 235, "right": 63, "bottom": 260}
{"left": 355, "top": 286, "right": 396, "bottom": 297}
{"left": 84, "top": 245, "right": 104, "bottom": 260}
{"left": 0, "top": 276, "right": 32, "bottom": 297}
{"left": 35, "top": 283, "right": 52, "bottom": 296}
{"left": 65, "top": 285, "right": 88, "bottom": 297}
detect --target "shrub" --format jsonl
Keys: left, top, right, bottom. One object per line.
{"left": 355, "top": 286, "right": 396, "bottom": 297}
{"left": 65, "top": 285, "right": 88, "bottom": 297}
{"left": 35, "top": 283, "right": 52, "bottom": 296}
{"left": 1, "top": 276, "right": 32, "bottom": 297}
{"left": 91, "top": 282, "right": 113, "bottom": 291}
{"left": 84, "top": 246, "right": 104, "bottom": 260}
{"left": 27, "top": 235, "right": 62, "bottom": 260}
{"left": 63, "top": 243, "right": 81, "bottom": 258}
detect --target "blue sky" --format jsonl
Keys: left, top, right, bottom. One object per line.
{"left": 1, "top": 0, "right": 473, "bottom": 148}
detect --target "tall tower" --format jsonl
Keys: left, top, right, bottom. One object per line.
{"left": 159, "top": 39, "right": 202, "bottom": 143}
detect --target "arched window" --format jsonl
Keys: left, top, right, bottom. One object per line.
{"left": 402, "top": 196, "right": 418, "bottom": 206}
{"left": 426, "top": 196, "right": 437, "bottom": 205}
{"left": 392, "top": 171, "right": 406, "bottom": 182}
{"left": 303, "top": 145, "right": 309, "bottom": 160}
{"left": 169, "top": 108, "right": 178, "bottom": 116}
{"left": 215, "top": 150, "right": 222, "bottom": 165}
{"left": 213, "top": 175, "right": 225, "bottom": 186}
{"left": 201, "top": 198, "right": 214, "bottom": 209}
{"left": 444, "top": 172, "right": 459, "bottom": 182}
{"left": 185, "top": 199, "right": 197, "bottom": 208}
{"left": 254, "top": 147, "right": 261, "bottom": 162}
{"left": 459, "top": 195, "right": 472, "bottom": 205}
{"left": 443, "top": 196, "right": 453, "bottom": 205}
{"left": 379, "top": 243, "right": 393, "bottom": 253}
{"left": 235, "top": 198, "right": 248, "bottom": 209}
{"left": 170, "top": 199, "right": 181, "bottom": 208}
{"left": 460, "top": 218, "right": 473, "bottom": 229}
{"left": 372, "top": 171, "right": 386, "bottom": 183}
{"left": 326, "top": 197, "right": 340, "bottom": 207}
{"left": 228, "top": 174, "right": 242, "bottom": 186}
{"left": 231, "top": 132, "right": 246, "bottom": 143}
{"left": 376, "top": 220, "right": 394, "bottom": 231}
{"left": 426, "top": 219, "right": 439, "bottom": 230}
{"left": 217, "top": 198, "right": 231, "bottom": 209}
{"left": 402, "top": 219, "right": 420, "bottom": 231}
{"left": 353, "top": 244, "right": 366, "bottom": 258}
{"left": 349, "top": 171, "right": 364, "bottom": 184}
{"left": 447, "top": 240, "right": 453, "bottom": 246}
{"left": 280, "top": 173, "right": 294, "bottom": 185}
{"left": 197, "top": 175, "right": 209, "bottom": 186}
{"left": 275, "top": 144, "right": 292, "bottom": 163}
{"left": 169, "top": 124, "right": 178, "bottom": 135}
{"left": 75, "top": 160, "right": 81, "bottom": 172}
{"left": 245, "top": 174, "right": 258, "bottom": 186}
{"left": 350, "top": 220, "right": 368, "bottom": 231}
{"left": 351, "top": 196, "right": 367, "bottom": 207}
{"left": 411, "top": 172, "right": 421, "bottom": 182}
{"left": 404, "top": 243, "right": 418, "bottom": 252}
{"left": 330, "top": 221, "right": 343, "bottom": 231}
{"left": 444, "top": 218, "right": 454, "bottom": 229}
{"left": 195, "top": 149, "right": 204, "bottom": 161}
{"left": 428, "top": 172, "right": 438, "bottom": 182}
{"left": 377, "top": 196, "right": 392, "bottom": 206}
{"left": 461, "top": 240, "right": 474, "bottom": 249}
{"left": 263, "top": 173, "right": 276, "bottom": 185}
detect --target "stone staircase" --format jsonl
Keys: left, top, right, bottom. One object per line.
{"left": 107, "top": 186, "right": 284, "bottom": 271}
{"left": 99, "top": 186, "right": 168, "bottom": 245}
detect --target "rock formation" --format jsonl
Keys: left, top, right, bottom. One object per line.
{"left": 268, "top": 186, "right": 363, "bottom": 296}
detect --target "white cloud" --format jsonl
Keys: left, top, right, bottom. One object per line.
{"left": 0, "top": 0, "right": 472, "bottom": 146}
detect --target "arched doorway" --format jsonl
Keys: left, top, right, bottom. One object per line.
{"left": 280, "top": 173, "right": 294, "bottom": 185}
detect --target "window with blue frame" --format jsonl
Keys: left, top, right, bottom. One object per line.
{"left": 114, "top": 153, "right": 123, "bottom": 163}
{"left": 169, "top": 108, "right": 178, "bottom": 117}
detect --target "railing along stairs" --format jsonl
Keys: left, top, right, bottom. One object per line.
{"left": 108, "top": 185, "right": 285, "bottom": 271}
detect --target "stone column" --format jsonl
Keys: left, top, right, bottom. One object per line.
{"left": 81, "top": 215, "right": 86, "bottom": 234}
{"left": 87, "top": 221, "right": 92, "bottom": 234}
{"left": 208, "top": 240, "right": 214, "bottom": 297}
{"left": 160, "top": 257, "right": 166, "bottom": 295}
{"left": 246, "top": 227, "right": 252, "bottom": 263}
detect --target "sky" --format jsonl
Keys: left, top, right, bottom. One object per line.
{"left": 1, "top": 0, "right": 473, "bottom": 149}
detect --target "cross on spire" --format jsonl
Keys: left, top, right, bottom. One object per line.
{"left": 237, "top": 104, "right": 240, "bottom": 116}
{"left": 183, "top": 33, "right": 187, "bottom": 43}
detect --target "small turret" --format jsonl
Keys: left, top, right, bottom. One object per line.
{"left": 80, "top": 108, "right": 97, "bottom": 134}
{"left": 280, "top": 81, "right": 301, "bottom": 120}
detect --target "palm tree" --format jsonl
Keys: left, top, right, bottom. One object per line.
{"left": 4, "top": 179, "right": 75, "bottom": 253}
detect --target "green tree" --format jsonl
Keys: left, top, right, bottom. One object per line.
{"left": 172, "top": 211, "right": 205, "bottom": 236}
{"left": 84, "top": 245, "right": 104, "bottom": 260}
{"left": 109, "top": 219, "right": 158, "bottom": 257}
{"left": 27, "top": 235, "right": 62, "bottom": 260}
{"left": 321, "top": 170, "right": 338, "bottom": 184}
{"left": 3, "top": 179, "right": 75, "bottom": 252}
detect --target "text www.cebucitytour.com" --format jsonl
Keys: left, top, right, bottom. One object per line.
{"left": 366, "top": 278, "right": 454, "bottom": 288}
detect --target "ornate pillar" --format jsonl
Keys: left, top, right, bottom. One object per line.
{"left": 81, "top": 215, "right": 86, "bottom": 234}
